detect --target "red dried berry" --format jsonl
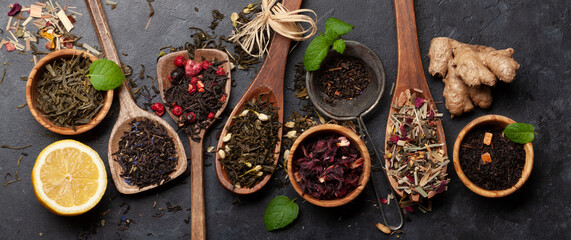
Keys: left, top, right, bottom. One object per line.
{"left": 216, "top": 66, "right": 225, "bottom": 76}
{"left": 190, "top": 77, "right": 199, "bottom": 85}
{"left": 188, "top": 84, "right": 197, "bottom": 95}
{"left": 185, "top": 59, "right": 203, "bottom": 77}
{"left": 197, "top": 81, "right": 205, "bottom": 89}
{"left": 201, "top": 61, "right": 212, "bottom": 70}
{"left": 185, "top": 112, "right": 196, "bottom": 123}
{"left": 167, "top": 75, "right": 172, "bottom": 83}
{"left": 172, "top": 105, "right": 183, "bottom": 117}
{"left": 174, "top": 55, "right": 186, "bottom": 67}
{"left": 207, "top": 112, "right": 215, "bottom": 119}
{"left": 151, "top": 103, "right": 165, "bottom": 116}
{"left": 219, "top": 94, "right": 226, "bottom": 103}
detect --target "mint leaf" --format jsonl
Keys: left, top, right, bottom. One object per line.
{"left": 304, "top": 35, "right": 331, "bottom": 71}
{"left": 264, "top": 196, "right": 299, "bottom": 231}
{"left": 325, "top": 17, "right": 354, "bottom": 37}
{"left": 87, "top": 59, "right": 125, "bottom": 91}
{"left": 504, "top": 123, "right": 537, "bottom": 144}
{"left": 303, "top": 17, "right": 353, "bottom": 71}
{"left": 332, "top": 39, "right": 346, "bottom": 54}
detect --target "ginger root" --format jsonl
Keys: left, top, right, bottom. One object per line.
{"left": 428, "top": 37, "right": 520, "bottom": 117}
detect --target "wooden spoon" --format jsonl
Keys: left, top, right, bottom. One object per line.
{"left": 384, "top": 0, "right": 448, "bottom": 202}
{"left": 86, "top": 0, "right": 187, "bottom": 194}
{"left": 214, "top": 0, "right": 303, "bottom": 195}
{"left": 157, "top": 50, "right": 231, "bottom": 240}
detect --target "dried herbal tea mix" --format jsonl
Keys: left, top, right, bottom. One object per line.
{"left": 386, "top": 89, "right": 449, "bottom": 198}
{"left": 218, "top": 93, "right": 280, "bottom": 189}
{"left": 320, "top": 56, "right": 371, "bottom": 103}
{"left": 293, "top": 133, "right": 364, "bottom": 200}
{"left": 163, "top": 56, "right": 229, "bottom": 141}
{"left": 113, "top": 119, "right": 178, "bottom": 188}
{"left": 459, "top": 126, "right": 525, "bottom": 190}
{"left": 35, "top": 54, "right": 104, "bottom": 129}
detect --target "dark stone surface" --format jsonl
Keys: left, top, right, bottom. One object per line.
{"left": 0, "top": 0, "right": 569, "bottom": 239}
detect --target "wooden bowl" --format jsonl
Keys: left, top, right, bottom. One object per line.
{"left": 287, "top": 124, "right": 371, "bottom": 207}
{"left": 453, "top": 115, "right": 534, "bottom": 198}
{"left": 26, "top": 49, "right": 113, "bottom": 135}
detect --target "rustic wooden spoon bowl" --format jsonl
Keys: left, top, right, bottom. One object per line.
{"left": 287, "top": 124, "right": 371, "bottom": 207}
{"left": 453, "top": 115, "right": 534, "bottom": 198}
{"left": 26, "top": 49, "right": 113, "bottom": 135}
{"left": 86, "top": 0, "right": 187, "bottom": 195}
{"left": 157, "top": 49, "right": 231, "bottom": 240}
{"left": 213, "top": 0, "right": 303, "bottom": 195}
{"left": 384, "top": 0, "right": 448, "bottom": 202}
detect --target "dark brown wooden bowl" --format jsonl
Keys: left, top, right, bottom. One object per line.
{"left": 26, "top": 49, "right": 113, "bottom": 135}
{"left": 453, "top": 115, "right": 534, "bottom": 198}
{"left": 287, "top": 124, "right": 371, "bottom": 207}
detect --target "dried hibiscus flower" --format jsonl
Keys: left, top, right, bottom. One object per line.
{"left": 293, "top": 133, "right": 363, "bottom": 200}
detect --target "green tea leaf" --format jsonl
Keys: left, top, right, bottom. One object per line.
{"left": 332, "top": 39, "right": 346, "bottom": 54}
{"left": 325, "top": 17, "right": 354, "bottom": 37}
{"left": 504, "top": 123, "right": 537, "bottom": 144}
{"left": 304, "top": 35, "right": 331, "bottom": 71}
{"left": 87, "top": 59, "right": 125, "bottom": 91}
{"left": 264, "top": 195, "right": 299, "bottom": 231}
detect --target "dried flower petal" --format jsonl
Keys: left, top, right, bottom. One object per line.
{"left": 415, "top": 97, "right": 425, "bottom": 108}
{"left": 8, "top": 3, "right": 22, "bottom": 16}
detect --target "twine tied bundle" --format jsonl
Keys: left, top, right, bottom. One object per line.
{"left": 229, "top": 0, "right": 317, "bottom": 57}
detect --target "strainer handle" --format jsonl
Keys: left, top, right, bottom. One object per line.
{"left": 357, "top": 116, "right": 404, "bottom": 230}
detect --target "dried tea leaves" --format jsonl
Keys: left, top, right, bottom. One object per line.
{"left": 35, "top": 54, "right": 105, "bottom": 129}
{"left": 218, "top": 93, "right": 280, "bottom": 189}
{"left": 459, "top": 126, "right": 525, "bottom": 190}
{"left": 163, "top": 58, "right": 229, "bottom": 142}
{"left": 113, "top": 119, "right": 178, "bottom": 188}
{"left": 386, "top": 89, "right": 449, "bottom": 198}
{"left": 320, "top": 56, "right": 371, "bottom": 103}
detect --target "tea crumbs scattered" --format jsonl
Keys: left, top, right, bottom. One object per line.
{"left": 459, "top": 126, "right": 525, "bottom": 190}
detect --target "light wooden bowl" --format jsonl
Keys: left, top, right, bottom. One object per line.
{"left": 26, "top": 49, "right": 113, "bottom": 135}
{"left": 453, "top": 115, "right": 534, "bottom": 198}
{"left": 287, "top": 124, "right": 371, "bottom": 207}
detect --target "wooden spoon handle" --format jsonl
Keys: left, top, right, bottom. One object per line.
{"left": 189, "top": 138, "right": 205, "bottom": 240}
{"left": 85, "top": 0, "right": 134, "bottom": 112}
{"left": 393, "top": 0, "right": 429, "bottom": 94}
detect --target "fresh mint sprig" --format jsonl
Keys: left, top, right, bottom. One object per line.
{"left": 87, "top": 59, "right": 125, "bottom": 91}
{"left": 303, "top": 17, "right": 354, "bottom": 71}
{"left": 264, "top": 195, "right": 299, "bottom": 231}
{"left": 504, "top": 122, "right": 537, "bottom": 144}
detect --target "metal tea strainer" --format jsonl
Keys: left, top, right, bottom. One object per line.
{"left": 306, "top": 40, "right": 403, "bottom": 230}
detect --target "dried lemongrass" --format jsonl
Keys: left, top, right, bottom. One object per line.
{"left": 228, "top": 0, "right": 317, "bottom": 57}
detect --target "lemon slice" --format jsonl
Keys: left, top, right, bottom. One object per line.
{"left": 32, "top": 140, "right": 107, "bottom": 216}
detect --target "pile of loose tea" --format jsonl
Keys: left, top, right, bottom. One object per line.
{"left": 36, "top": 54, "right": 105, "bottom": 129}
{"left": 293, "top": 133, "right": 364, "bottom": 200}
{"left": 459, "top": 126, "right": 525, "bottom": 190}
{"left": 113, "top": 119, "right": 178, "bottom": 188}
{"left": 386, "top": 89, "right": 449, "bottom": 198}
{"left": 218, "top": 93, "right": 280, "bottom": 189}
{"left": 163, "top": 56, "right": 228, "bottom": 142}
{"left": 320, "top": 56, "right": 371, "bottom": 103}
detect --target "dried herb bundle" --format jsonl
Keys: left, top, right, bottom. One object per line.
{"left": 163, "top": 59, "right": 229, "bottom": 142}
{"left": 218, "top": 93, "right": 280, "bottom": 189}
{"left": 293, "top": 133, "right": 364, "bottom": 200}
{"left": 113, "top": 119, "right": 178, "bottom": 188}
{"left": 35, "top": 54, "right": 104, "bottom": 129}
{"left": 459, "top": 126, "right": 525, "bottom": 190}
{"left": 386, "top": 89, "right": 449, "bottom": 198}
{"left": 320, "top": 56, "right": 371, "bottom": 103}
